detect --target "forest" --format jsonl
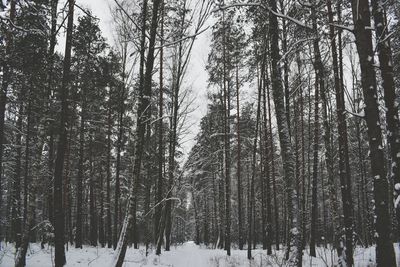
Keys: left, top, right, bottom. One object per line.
{"left": 0, "top": 0, "right": 400, "bottom": 266}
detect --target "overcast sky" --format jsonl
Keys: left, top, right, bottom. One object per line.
{"left": 73, "top": 0, "right": 211, "bottom": 159}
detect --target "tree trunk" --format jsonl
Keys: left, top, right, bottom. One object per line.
{"left": 11, "top": 101, "right": 23, "bottom": 248}
{"left": 247, "top": 64, "right": 262, "bottom": 260}
{"left": 53, "top": 0, "right": 74, "bottom": 265}
{"left": 262, "top": 65, "right": 272, "bottom": 255}
{"left": 267, "top": 66, "right": 280, "bottom": 251}
{"left": 106, "top": 92, "right": 112, "bottom": 248}
{"left": 75, "top": 93, "right": 86, "bottom": 249}
{"left": 0, "top": 1, "right": 15, "bottom": 240}
{"left": 372, "top": 0, "right": 400, "bottom": 242}
{"left": 350, "top": 0, "right": 396, "bottom": 265}
{"left": 235, "top": 63, "right": 244, "bottom": 250}
{"left": 326, "top": 0, "right": 353, "bottom": 263}
{"left": 112, "top": 0, "right": 161, "bottom": 265}
{"left": 155, "top": 0, "right": 164, "bottom": 255}
{"left": 267, "top": 0, "right": 302, "bottom": 264}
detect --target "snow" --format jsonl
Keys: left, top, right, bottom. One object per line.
{"left": 395, "top": 183, "right": 400, "bottom": 191}
{"left": 1, "top": 242, "right": 400, "bottom": 267}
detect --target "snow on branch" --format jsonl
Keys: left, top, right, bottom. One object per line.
{"left": 212, "top": 3, "right": 312, "bottom": 30}
{"left": 329, "top": 23, "right": 354, "bottom": 32}
{"left": 345, "top": 109, "right": 365, "bottom": 118}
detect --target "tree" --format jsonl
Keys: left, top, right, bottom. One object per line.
{"left": 53, "top": 0, "right": 74, "bottom": 265}
{"left": 350, "top": 0, "right": 396, "bottom": 265}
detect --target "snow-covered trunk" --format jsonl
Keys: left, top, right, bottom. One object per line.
{"left": 11, "top": 102, "right": 22, "bottom": 248}
{"left": 326, "top": 0, "right": 354, "bottom": 265}
{"left": 106, "top": 91, "right": 112, "bottom": 248}
{"left": 309, "top": 21, "right": 320, "bottom": 256}
{"left": 279, "top": 0, "right": 291, "bottom": 139}
{"left": 0, "top": 0, "right": 15, "bottom": 241}
{"left": 111, "top": 0, "right": 161, "bottom": 265}
{"left": 221, "top": 8, "right": 231, "bottom": 255}
{"left": 155, "top": 1, "right": 164, "bottom": 255}
{"left": 75, "top": 92, "right": 85, "bottom": 249}
{"left": 248, "top": 64, "right": 262, "bottom": 260}
{"left": 115, "top": 42, "right": 126, "bottom": 246}
{"left": 15, "top": 178, "right": 36, "bottom": 267}
{"left": 262, "top": 65, "right": 272, "bottom": 255}
{"left": 267, "top": 71, "right": 280, "bottom": 251}
{"left": 45, "top": 0, "right": 58, "bottom": 228}
{"left": 129, "top": 0, "right": 148, "bottom": 251}
{"left": 325, "top": 0, "right": 342, "bottom": 257}
{"left": 267, "top": 0, "right": 302, "bottom": 264}
{"left": 372, "top": 0, "right": 400, "bottom": 242}
{"left": 351, "top": 0, "right": 396, "bottom": 265}
{"left": 236, "top": 63, "right": 244, "bottom": 251}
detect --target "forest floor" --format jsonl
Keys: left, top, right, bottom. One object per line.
{"left": 0, "top": 241, "right": 398, "bottom": 266}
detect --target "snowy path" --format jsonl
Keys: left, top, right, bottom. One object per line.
{"left": 0, "top": 241, "right": 394, "bottom": 266}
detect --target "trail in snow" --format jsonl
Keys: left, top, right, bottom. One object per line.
{"left": 0, "top": 241, "right": 397, "bottom": 266}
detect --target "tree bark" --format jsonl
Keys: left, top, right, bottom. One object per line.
{"left": 350, "top": 0, "right": 396, "bottom": 265}
{"left": 53, "top": 0, "right": 74, "bottom": 265}
{"left": 112, "top": 0, "right": 161, "bottom": 265}
{"left": 372, "top": 0, "right": 400, "bottom": 242}
{"left": 267, "top": 0, "right": 302, "bottom": 264}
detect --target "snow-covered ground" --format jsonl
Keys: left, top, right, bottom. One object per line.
{"left": 0, "top": 241, "right": 398, "bottom": 266}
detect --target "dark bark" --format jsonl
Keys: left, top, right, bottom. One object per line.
{"left": 262, "top": 66, "right": 272, "bottom": 255}
{"left": 53, "top": 0, "right": 74, "bottom": 265}
{"left": 46, "top": 0, "right": 59, "bottom": 227}
{"left": 309, "top": 57, "right": 320, "bottom": 258}
{"left": 155, "top": 0, "right": 164, "bottom": 255}
{"left": 235, "top": 64, "right": 244, "bottom": 250}
{"left": 0, "top": 0, "right": 16, "bottom": 240}
{"left": 350, "top": 0, "right": 396, "bottom": 265}
{"left": 106, "top": 91, "right": 112, "bottom": 248}
{"left": 326, "top": 0, "right": 352, "bottom": 263}
{"left": 11, "top": 101, "right": 23, "bottom": 248}
{"left": 247, "top": 65, "right": 262, "bottom": 260}
{"left": 113, "top": 0, "right": 161, "bottom": 265}
{"left": 372, "top": 0, "right": 400, "bottom": 242}
{"left": 222, "top": 9, "right": 231, "bottom": 255}
{"left": 75, "top": 92, "right": 86, "bottom": 249}
{"left": 268, "top": 0, "right": 302, "bottom": 264}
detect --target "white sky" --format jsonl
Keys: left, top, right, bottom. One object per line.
{"left": 72, "top": 0, "right": 211, "bottom": 159}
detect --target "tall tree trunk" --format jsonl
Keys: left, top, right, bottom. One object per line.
{"left": 75, "top": 94, "right": 86, "bottom": 249}
{"left": 235, "top": 64, "right": 244, "bottom": 250}
{"left": 46, "top": 0, "right": 59, "bottom": 227}
{"left": 222, "top": 8, "right": 231, "bottom": 255}
{"left": 0, "top": 1, "right": 15, "bottom": 239}
{"left": 11, "top": 101, "right": 23, "bottom": 248}
{"left": 247, "top": 64, "right": 262, "bottom": 260}
{"left": 106, "top": 92, "right": 112, "bottom": 248}
{"left": 112, "top": 0, "right": 161, "bottom": 265}
{"left": 372, "top": 0, "right": 400, "bottom": 242}
{"left": 165, "top": 4, "right": 187, "bottom": 251}
{"left": 99, "top": 166, "right": 105, "bottom": 247}
{"left": 89, "top": 134, "right": 98, "bottom": 246}
{"left": 130, "top": 0, "right": 148, "bottom": 251}
{"left": 267, "top": 66, "right": 280, "bottom": 251}
{"left": 267, "top": 0, "right": 302, "bottom": 264}
{"left": 310, "top": 2, "right": 326, "bottom": 256}
{"left": 326, "top": 0, "right": 353, "bottom": 263}
{"left": 350, "top": 0, "right": 396, "bottom": 265}
{"left": 309, "top": 58, "right": 320, "bottom": 258}
{"left": 53, "top": 0, "right": 74, "bottom": 265}
{"left": 155, "top": 0, "right": 164, "bottom": 255}
{"left": 262, "top": 65, "right": 272, "bottom": 255}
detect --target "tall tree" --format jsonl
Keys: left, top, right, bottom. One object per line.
{"left": 53, "top": 0, "right": 74, "bottom": 265}
{"left": 350, "top": 0, "right": 396, "bottom": 265}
